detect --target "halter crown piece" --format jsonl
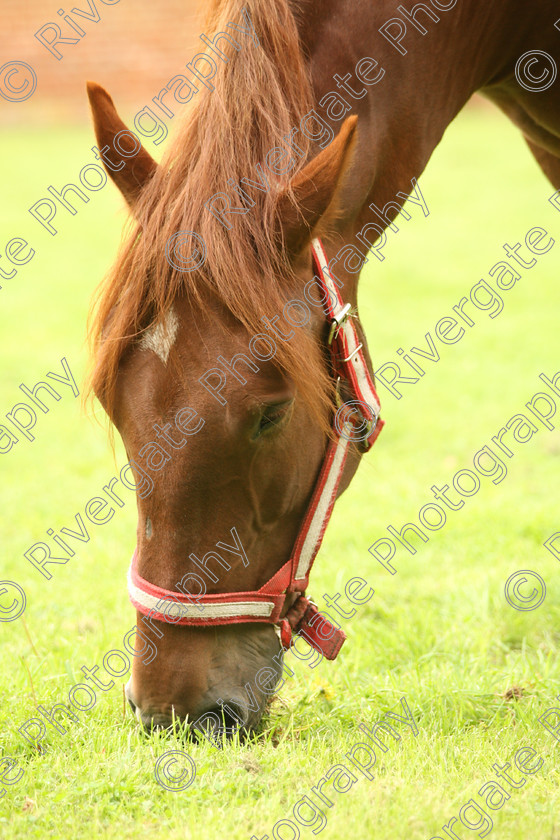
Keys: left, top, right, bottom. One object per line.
{"left": 128, "top": 238, "right": 384, "bottom": 660}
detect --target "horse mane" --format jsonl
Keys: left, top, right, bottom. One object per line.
{"left": 86, "top": 0, "right": 335, "bottom": 432}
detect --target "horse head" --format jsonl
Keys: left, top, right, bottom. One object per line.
{"left": 86, "top": 75, "right": 379, "bottom": 739}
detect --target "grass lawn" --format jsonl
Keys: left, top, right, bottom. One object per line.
{"left": 0, "top": 102, "right": 559, "bottom": 839}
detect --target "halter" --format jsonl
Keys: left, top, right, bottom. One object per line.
{"left": 128, "top": 238, "right": 384, "bottom": 660}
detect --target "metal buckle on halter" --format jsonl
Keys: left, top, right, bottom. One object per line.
{"left": 334, "top": 376, "right": 345, "bottom": 408}
{"left": 327, "top": 303, "right": 352, "bottom": 345}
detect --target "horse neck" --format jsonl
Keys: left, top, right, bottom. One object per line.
{"left": 296, "top": 0, "right": 543, "bottom": 303}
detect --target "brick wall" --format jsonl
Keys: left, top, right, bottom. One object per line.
{"left": 0, "top": 0, "right": 204, "bottom": 124}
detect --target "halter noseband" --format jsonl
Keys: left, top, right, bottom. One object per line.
{"left": 128, "top": 238, "right": 384, "bottom": 660}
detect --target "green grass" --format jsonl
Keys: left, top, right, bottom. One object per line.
{"left": 1, "top": 103, "right": 560, "bottom": 839}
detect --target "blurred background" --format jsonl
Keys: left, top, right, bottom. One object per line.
{"left": 0, "top": 0, "right": 203, "bottom": 123}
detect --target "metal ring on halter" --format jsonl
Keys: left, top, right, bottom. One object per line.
{"left": 353, "top": 401, "right": 379, "bottom": 434}
{"left": 335, "top": 399, "right": 379, "bottom": 446}
{"left": 340, "top": 343, "right": 363, "bottom": 364}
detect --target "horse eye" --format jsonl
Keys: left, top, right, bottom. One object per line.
{"left": 256, "top": 402, "right": 292, "bottom": 437}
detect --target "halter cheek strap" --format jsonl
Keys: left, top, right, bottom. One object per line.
{"left": 128, "top": 238, "right": 384, "bottom": 660}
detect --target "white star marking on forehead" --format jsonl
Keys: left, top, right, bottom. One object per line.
{"left": 139, "top": 308, "right": 179, "bottom": 364}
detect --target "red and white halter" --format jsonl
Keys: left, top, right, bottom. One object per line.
{"left": 128, "top": 238, "right": 384, "bottom": 660}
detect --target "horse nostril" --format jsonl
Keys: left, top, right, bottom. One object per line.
{"left": 191, "top": 702, "right": 248, "bottom": 744}
{"left": 220, "top": 702, "right": 248, "bottom": 733}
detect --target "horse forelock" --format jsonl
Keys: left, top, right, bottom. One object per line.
{"left": 87, "top": 0, "right": 335, "bottom": 432}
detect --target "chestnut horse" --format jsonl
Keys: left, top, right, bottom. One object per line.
{"left": 87, "top": 0, "right": 560, "bottom": 734}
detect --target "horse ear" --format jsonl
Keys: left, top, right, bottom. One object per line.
{"left": 278, "top": 115, "right": 358, "bottom": 256}
{"left": 87, "top": 81, "right": 158, "bottom": 206}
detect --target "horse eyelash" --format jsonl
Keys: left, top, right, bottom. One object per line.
{"left": 256, "top": 402, "right": 292, "bottom": 436}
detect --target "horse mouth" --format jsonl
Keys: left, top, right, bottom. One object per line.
{"left": 125, "top": 681, "right": 260, "bottom": 741}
